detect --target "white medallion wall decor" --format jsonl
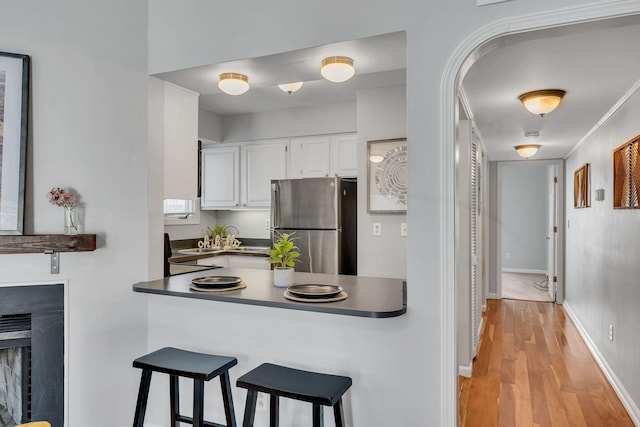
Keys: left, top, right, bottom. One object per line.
{"left": 367, "top": 138, "right": 407, "bottom": 213}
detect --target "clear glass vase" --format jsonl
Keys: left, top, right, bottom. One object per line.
{"left": 64, "top": 206, "right": 81, "bottom": 235}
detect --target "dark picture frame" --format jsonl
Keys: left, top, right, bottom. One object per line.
{"left": 0, "top": 51, "right": 30, "bottom": 235}
{"left": 367, "top": 138, "right": 407, "bottom": 213}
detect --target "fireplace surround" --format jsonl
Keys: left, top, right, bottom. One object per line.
{"left": 0, "top": 284, "right": 63, "bottom": 426}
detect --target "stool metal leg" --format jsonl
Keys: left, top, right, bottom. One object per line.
{"left": 333, "top": 398, "right": 346, "bottom": 427}
{"left": 242, "top": 389, "right": 258, "bottom": 427}
{"left": 312, "top": 403, "right": 324, "bottom": 427}
{"left": 133, "top": 369, "right": 152, "bottom": 427}
{"left": 193, "top": 379, "right": 205, "bottom": 427}
{"left": 269, "top": 395, "right": 279, "bottom": 427}
{"left": 170, "top": 374, "right": 180, "bottom": 427}
{"left": 220, "top": 372, "right": 237, "bottom": 427}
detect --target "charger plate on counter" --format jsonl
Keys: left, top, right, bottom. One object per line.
{"left": 284, "top": 284, "right": 347, "bottom": 303}
{"left": 287, "top": 284, "right": 343, "bottom": 299}
{"left": 190, "top": 283, "right": 246, "bottom": 292}
{"left": 192, "top": 276, "right": 242, "bottom": 288}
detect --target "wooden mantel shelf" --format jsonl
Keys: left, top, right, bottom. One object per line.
{"left": 0, "top": 234, "right": 97, "bottom": 254}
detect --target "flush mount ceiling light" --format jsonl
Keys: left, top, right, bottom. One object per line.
{"left": 278, "top": 81, "right": 304, "bottom": 95}
{"left": 321, "top": 56, "right": 355, "bottom": 83}
{"left": 218, "top": 73, "right": 250, "bottom": 95}
{"left": 515, "top": 144, "right": 541, "bottom": 159}
{"left": 518, "top": 89, "right": 566, "bottom": 117}
{"left": 369, "top": 154, "right": 384, "bottom": 163}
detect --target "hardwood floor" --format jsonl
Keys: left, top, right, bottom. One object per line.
{"left": 458, "top": 299, "right": 634, "bottom": 427}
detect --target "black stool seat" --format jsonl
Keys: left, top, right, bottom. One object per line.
{"left": 133, "top": 347, "right": 238, "bottom": 427}
{"left": 237, "top": 363, "right": 352, "bottom": 427}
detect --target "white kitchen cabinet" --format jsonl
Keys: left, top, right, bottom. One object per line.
{"left": 201, "top": 146, "right": 241, "bottom": 208}
{"left": 242, "top": 140, "right": 288, "bottom": 208}
{"left": 196, "top": 255, "right": 269, "bottom": 270}
{"left": 290, "top": 133, "right": 357, "bottom": 178}
{"left": 149, "top": 78, "right": 199, "bottom": 200}
{"left": 201, "top": 140, "right": 288, "bottom": 210}
{"left": 330, "top": 133, "right": 358, "bottom": 177}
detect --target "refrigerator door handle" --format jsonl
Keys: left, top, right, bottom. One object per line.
{"left": 271, "top": 182, "right": 280, "bottom": 229}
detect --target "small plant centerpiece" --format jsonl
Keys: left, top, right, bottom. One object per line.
{"left": 268, "top": 232, "right": 300, "bottom": 288}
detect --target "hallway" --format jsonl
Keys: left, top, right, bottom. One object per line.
{"left": 458, "top": 299, "right": 634, "bottom": 426}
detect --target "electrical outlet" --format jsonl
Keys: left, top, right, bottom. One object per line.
{"left": 373, "top": 223, "right": 381, "bottom": 236}
{"left": 400, "top": 223, "right": 407, "bottom": 237}
{"left": 609, "top": 324, "right": 614, "bottom": 341}
{"left": 265, "top": 219, "right": 270, "bottom": 230}
{"left": 256, "top": 392, "right": 267, "bottom": 412}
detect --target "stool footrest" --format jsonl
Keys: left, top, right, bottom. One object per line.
{"left": 176, "top": 414, "right": 229, "bottom": 427}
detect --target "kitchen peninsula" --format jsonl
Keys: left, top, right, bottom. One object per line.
{"left": 133, "top": 268, "right": 406, "bottom": 318}
{"left": 133, "top": 269, "right": 408, "bottom": 425}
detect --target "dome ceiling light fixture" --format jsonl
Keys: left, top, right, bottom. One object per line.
{"left": 515, "top": 144, "right": 541, "bottom": 159}
{"left": 320, "top": 56, "right": 355, "bottom": 83}
{"left": 278, "top": 81, "right": 304, "bottom": 95}
{"left": 218, "top": 73, "right": 250, "bottom": 95}
{"left": 518, "top": 89, "right": 566, "bottom": 117}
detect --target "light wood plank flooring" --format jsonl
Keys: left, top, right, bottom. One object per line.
{"left": 459, "top": 299, "right": 634, "bottom": 427}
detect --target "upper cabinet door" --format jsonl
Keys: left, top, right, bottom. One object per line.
{"left": 330, "top": 133, "right": 358, "bottom": 177}
{"left": 291, "top": 136, "right": 331, "bottom": 178}
{"left": 160, "top": 80, "right": 199, "bottom": 200}
{"left": 201, "top": 146, "right": 240, "bottom": 209}
{"left": 242, "top": 141, "right": 288, "bottom": 208}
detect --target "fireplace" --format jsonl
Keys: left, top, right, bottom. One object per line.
{"left": 0, "top": 285, "right": 63, "bottom": 427}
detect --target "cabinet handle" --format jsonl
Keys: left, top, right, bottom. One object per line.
{"left": 235, "top": 203, "right": 240, "bottom": 207}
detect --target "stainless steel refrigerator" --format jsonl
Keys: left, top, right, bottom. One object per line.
{"left": 271, "top": 177, "right": 357, "bottom": 275}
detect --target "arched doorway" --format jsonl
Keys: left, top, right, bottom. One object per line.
{"left": 442, "top": 3, "right": 640, "bottom": 425}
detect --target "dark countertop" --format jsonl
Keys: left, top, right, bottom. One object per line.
{"left": 133, "top": 268, "right": 407, "bottom": 318}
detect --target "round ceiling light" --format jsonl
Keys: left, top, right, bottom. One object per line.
{"left": 515, "top": 144, "right": 541, "bottom": 159}
{"left": 518, "top": 89, "right": 566, "bottom": 117}
{"left": 218, "top": 73, "right": 250, "bottom": 95}
{"left": 321, "top": 56, "right": 355, "bottom": 83}
{"left": 278, "top": 81, "right": 304, "bottom": 95}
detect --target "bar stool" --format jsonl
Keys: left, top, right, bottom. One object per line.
{"left": 132, "top": 347, "right": 238, "bottom": 427}
{"left": 237, "top": 363, "right": 352, "bottom": 427}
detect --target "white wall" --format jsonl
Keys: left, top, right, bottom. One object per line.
{"left": 148, "top": 1, "right": 636, "bottom": 424}
{"left": 564, "top": 85, "right": 640, "bottom": 419}
{"left": 222, "top": 101, "right": 356, "bottom": 142}
{"left": 216, "top": 210, "right": 271, "bottom": 239}
{"left": 0, "top": 1, "right": 149, "bottom": 426}
{"left": 356, "top": 85, "right": 407, "bottom": 279}
{"left": 199, "top": 109, "right": 223, "bottom": 142}
{"left": 501, "top": 164, "right": 548, "bottom": 272}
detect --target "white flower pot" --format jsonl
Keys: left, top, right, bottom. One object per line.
{"left": 273, "top": 267, "right": 294, "bottom": 288}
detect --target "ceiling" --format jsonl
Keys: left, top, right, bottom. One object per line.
{"left": 461, "top": 14, "right": 640, "bottom": 161}
{"left": 153, "top": 31, "right": 407, "bottom": 117}
{"left": 153, "top": 17, "right": 640, "bottom": 162}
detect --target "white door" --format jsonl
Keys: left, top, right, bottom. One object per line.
{"left": 546, "top": 165, "right": 557, "bottom": 301}
{"left": 201, "top": 146, "right": 240, "bottom": 208}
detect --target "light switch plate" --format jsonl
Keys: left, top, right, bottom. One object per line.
{"left": 373, "top": 223, "right": 381, "bottom": 236}
{"left": 400, "top": 223, "right": 407, "bottom": 237}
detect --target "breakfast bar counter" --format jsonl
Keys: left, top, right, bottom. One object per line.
{"left": 133, "top": 267, "right": 406, "bottom": 318}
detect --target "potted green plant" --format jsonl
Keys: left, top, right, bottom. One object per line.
{"left": 268, "top": 232, "right": 300, "bottom": 288}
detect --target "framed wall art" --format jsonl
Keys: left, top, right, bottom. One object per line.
{"left": 574, "top": 163, "right": 590, "bottom": 208}
{"left": 613, "top": 134, "right": 640, "bottom": 209}
{"left": 0, "top": 51, "right": 29, "bottom": 235}
{"left": 367, "top": 138, "right": 407, "bottom": 213}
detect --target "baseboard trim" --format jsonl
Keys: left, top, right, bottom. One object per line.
{"left": 458, "top": 362, "right": 472, "bottom": 378}
{"left": 502, "top": 268, "right": 547, "bottom": 275}
{"left": 563, "top": 301, "right": 640, "bottom": 426}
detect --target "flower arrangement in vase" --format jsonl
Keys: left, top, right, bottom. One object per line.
{"left": 47, "top": 187, "right": 81, "bottom": 234}
{"left": 268, "top": 232, "right": 300, "bottom": 288}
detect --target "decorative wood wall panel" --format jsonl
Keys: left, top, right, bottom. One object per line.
{"left": 613, "top": 135, "right": 640, "bottom": 208}
{"left": 574, "top": 163, "right": 590, "bottom": 208}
